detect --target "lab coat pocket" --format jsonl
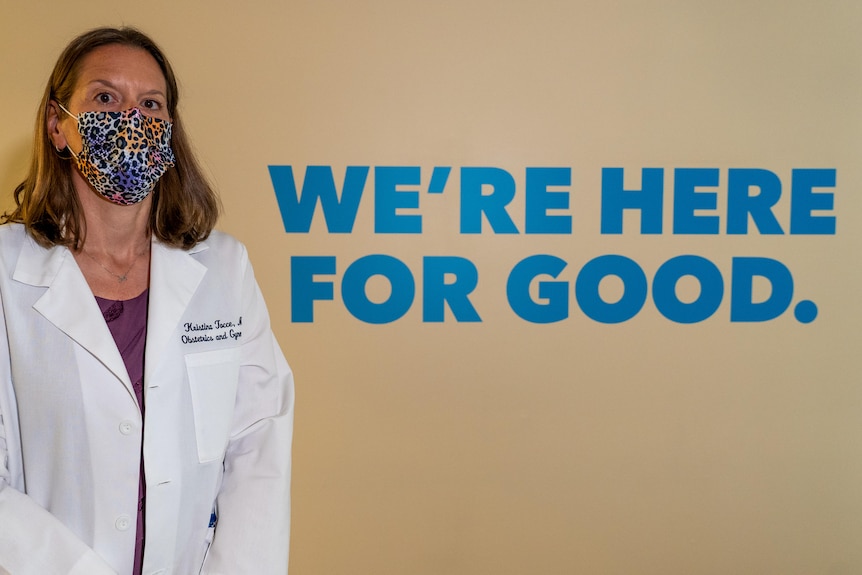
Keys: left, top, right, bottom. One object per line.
{"left": 185, "top": 348, "right": 242, "bottom": 463}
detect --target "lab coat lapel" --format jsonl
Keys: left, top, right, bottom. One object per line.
{"left": 14, "top": 234, "right": 132, "bottom": 391}
{"left": 145, "top": 240, "right": 208, "bottom": 378}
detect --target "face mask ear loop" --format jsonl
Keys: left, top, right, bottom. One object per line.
{"left": 55, "top": 101, "right": 78, "bottom": 122}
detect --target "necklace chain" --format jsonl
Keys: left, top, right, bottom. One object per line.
{"left": 82, "top": 246, "right": 149, "bottom": 283}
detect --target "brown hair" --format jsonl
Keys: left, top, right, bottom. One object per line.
{"left": 2, "top": 26, "right": 220, "bottom": 249}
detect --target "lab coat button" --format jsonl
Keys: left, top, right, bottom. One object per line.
{"left": 115, "top": 514, "right": 132, "bottom": 531}
{"left": 119, "top": 421, "right": 133, "bottom": 435}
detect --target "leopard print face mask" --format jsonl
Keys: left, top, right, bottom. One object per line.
{"left": 58, "top": 103, "right": 176, "bottom": 205}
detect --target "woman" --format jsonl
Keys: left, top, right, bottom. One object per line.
{"left": 0, "top": 27, "right": 294, "bottom": 575}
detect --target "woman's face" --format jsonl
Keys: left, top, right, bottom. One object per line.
{"left": 50, "top": 43, "right": 170, "bottom": 154}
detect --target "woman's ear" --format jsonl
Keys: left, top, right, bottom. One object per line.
{"left": 46, "top": 100, "right": 69, "bottom": 151}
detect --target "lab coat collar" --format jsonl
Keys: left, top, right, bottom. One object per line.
{"left": 12, "top": 234, "right": 209, "bottom": 404}
{"left": 13, "top": 234, "right": 134, "bottom": 396}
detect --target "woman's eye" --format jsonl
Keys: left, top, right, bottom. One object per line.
{"left": 96, "top": 92, "right": 113, "bottom": 104}
{"left": 142, "top": 99, "right": 161, "bottom": 110}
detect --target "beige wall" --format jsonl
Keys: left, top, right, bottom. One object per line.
{"left": 2, "top": 1, "right": 861, "bottom": 573}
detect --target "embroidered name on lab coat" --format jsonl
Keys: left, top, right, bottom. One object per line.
{"left": 181, "top": 316, "right": 243, "bottom": 344}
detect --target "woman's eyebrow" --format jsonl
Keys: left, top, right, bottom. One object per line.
{"left": 83, "top": 78, "right": 166, "bottom": 99}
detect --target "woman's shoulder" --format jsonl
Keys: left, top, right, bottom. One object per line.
{"left": 0, "top": 222, "right": 26, "bottom": 241}
{"left": 0, "top": 223, "right": 43, "bottom": 281}
{"left": 0, "top": 222, "right": 33, "bottom": 255}
{"left": 197, "top": 229, "right": 245, "bottom": 251}
{"left": 188, "top": 229, "right": 249, "bottom": 265}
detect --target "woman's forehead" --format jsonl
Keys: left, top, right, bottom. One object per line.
{"left": 74, "top": 44, "right": 167, "bottom": 94}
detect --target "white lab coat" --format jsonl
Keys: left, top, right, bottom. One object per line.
{"left": 0, "top": 223, "right": 293, "bottom": 575}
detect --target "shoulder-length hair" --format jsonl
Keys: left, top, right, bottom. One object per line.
{"left": 2, "top": 26, "right": 220, "bottom": 250}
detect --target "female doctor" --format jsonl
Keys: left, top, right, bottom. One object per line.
{"left": 0, "top": 27, "right": 294, "bottom": 575}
